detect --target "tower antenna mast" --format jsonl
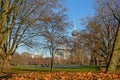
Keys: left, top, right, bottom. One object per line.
{"left": 74, "top": 20, "right": 76, "bottom": 30}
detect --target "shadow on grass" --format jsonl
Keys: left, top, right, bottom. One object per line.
{"left": 11, "top": 67, "right": 50, "bottom": 72}
{"left": 0, "top": 73, "right": 14, "bottom": 79}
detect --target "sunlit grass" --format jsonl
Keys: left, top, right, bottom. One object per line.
{"left": 10, "top": 65, "right": 120, "bottom": 73}
{"left": 10, "top": 65, "right": 98, "bottom": 73}
{"left": 1, "top": 65, "right": 120, "bottom": 77}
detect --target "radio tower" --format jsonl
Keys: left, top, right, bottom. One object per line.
{"left": 72, "top": 20, "right": 78, "bottom": 54}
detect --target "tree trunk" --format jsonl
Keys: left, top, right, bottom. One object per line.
{"left": 1, "top": 55, "right": 11, "bottom": 73}
{"left": 50, "top": 53, "right": 54, "bottom": 72}
{"left": 0, "top": 56, "right": 3, "bottom": 72}
{"left": 94, "top": 57, "right": 98, "bottom": 66}
{"left": 107, "top": 23, "right": 120, "bottom": 73}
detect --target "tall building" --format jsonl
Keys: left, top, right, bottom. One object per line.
{"left": 72, "top": 21, "right": 78, "bottom": 54}
{"left": 55, "top": 21, "right": 78, "bottom": 62}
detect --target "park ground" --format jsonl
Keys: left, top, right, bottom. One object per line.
{"left": 0, "top": 65, "right": 120, "bottom": 80}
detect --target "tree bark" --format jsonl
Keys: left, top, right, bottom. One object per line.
{"left": 1, "top": 55, "right": 11, "bottom": 73}
{"left": 107, "top": 23, "right": 120, "bottom": 73}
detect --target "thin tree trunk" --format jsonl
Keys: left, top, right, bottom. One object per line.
{"left": 94, "top": 57, "right": 98, "bottom": 66}
{"left": 50, "top": 52, "right": 54, "bottom": 72}
{"left": 50, "top": 57, "right": 53, "bottom": 72}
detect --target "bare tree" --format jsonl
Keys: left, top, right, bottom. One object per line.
{"left": 0, "top": 0, "right": 63, "bottom": 73}
{"left": 40, "top": 10, "right": 69, "bottom": 71}
{"left": 98, "top": 0, "right": 120, "bottom": 73}
{"left": 79, "top": 17, "right": 115, "bottom": 66}
{"left": 92, "top": 0, "right": 120, "bottom": 72}
{"left": 80, "top": 0, "right": 120, "bottom": 72}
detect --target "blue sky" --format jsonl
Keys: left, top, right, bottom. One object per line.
{"left": 64, "top": 0, "right": 94, "bottom": 19}
{"left": 17, "top": 0, "right": 95, "bottom": 55}
{"left": 64, "top": 0, "right": 95, "bottom": 31}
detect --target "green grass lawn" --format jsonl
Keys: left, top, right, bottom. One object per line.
{"left": 1, "top": 65, "right": 120, "bottom": 79}
{"left": 10, "top": 65, "right": 98, "bottom": 73}
{"left": 1, "top": 65, "right": 120, "bottom": 76}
